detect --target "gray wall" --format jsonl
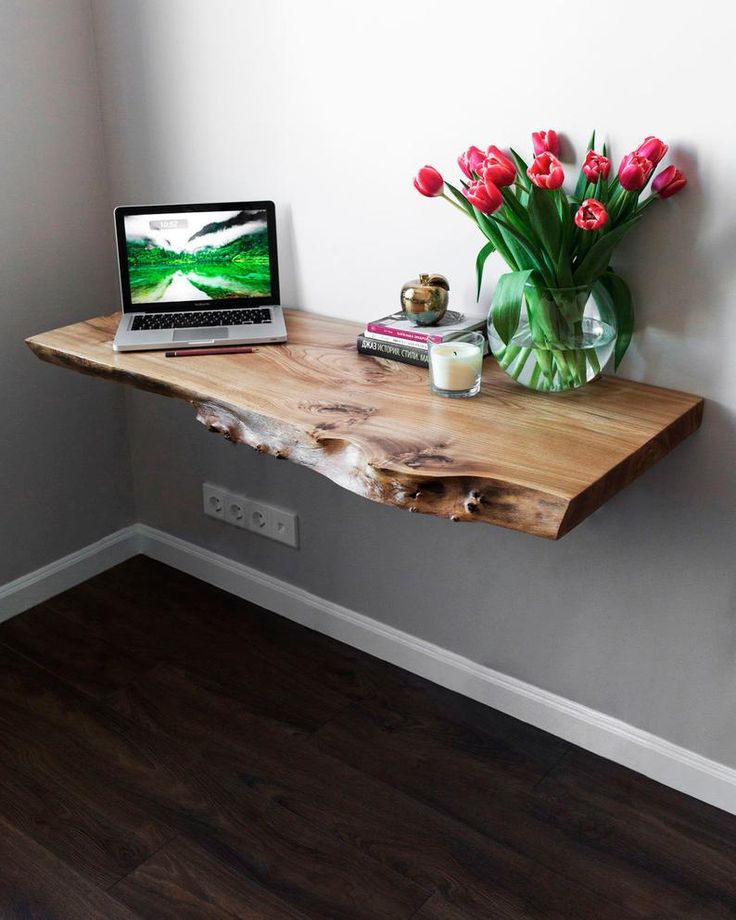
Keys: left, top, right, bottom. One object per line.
{"left": 91, "top": 0, "right": 735, "bottom": 767}
{"left": 0, "top": 0, "right": 133, "bottom": 584}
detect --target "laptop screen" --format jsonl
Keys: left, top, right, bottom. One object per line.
{"left": 116, "top": 203, "right": 279, "bottom": 312}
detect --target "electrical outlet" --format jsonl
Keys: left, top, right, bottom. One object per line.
{"left": 224, "top": 495, "right": 247, "bottom": 529}
{"left": 244, "top": 498, "right": 299, "bottom": 548}
{"left": 203, "top": 483, "right": 226, "bottom": 520}
{"left": 245, "top": 499, "right": 270, "bottom": 533}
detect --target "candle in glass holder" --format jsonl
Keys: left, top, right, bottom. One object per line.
{"left": 428, "top": 332, "right": 484, "bottom": 398}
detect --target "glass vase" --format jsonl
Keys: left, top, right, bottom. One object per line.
{"left": 487, "top": 282, "right": 617, "bottom": 393}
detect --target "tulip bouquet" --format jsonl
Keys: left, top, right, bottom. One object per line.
{"left": 414, "top": 130, "right": 686, "bottom": 391}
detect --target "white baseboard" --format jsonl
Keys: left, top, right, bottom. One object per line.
{"left": 0, "top": 525, "right": 140, "bottom": 622}
{"left": 137, "top": 524, "right": 736, "bottom": 816}
{"left": 3, "top": 522, "right": 736, "bottom": 815}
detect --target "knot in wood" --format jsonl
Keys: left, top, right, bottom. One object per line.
{"left": 465, "top": 494, "right": 482, "bottom": 513}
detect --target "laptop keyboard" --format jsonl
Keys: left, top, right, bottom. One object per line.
{"left": 131, "top": 308, "right": 272, "bottom": 331}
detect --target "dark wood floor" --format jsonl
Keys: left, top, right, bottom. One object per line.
{"left": 0, "top": 557, "right": 734, "bottom": 918}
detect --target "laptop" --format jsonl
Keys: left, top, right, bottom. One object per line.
{"left": 113, "top": 201, "right": 287, "bottom": 351}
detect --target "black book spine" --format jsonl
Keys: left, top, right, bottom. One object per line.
{"left": 356, "top": 334, "right": 428, "bottom": 367}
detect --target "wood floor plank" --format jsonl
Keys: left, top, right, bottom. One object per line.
{"left": 0, "top": 601, "right": 150, "bottom": 702}
{"left": 13, "top": 560, "right": 350, "bottom": 734}
{"left": 111, "top": 836, "right": 311, "bottom": 920}
{"left": 0, "top": 815, "right": 140, "bottom": 920}
{"left": 0, "top": 752, "right": 170, "bottom": 891}
{"left": 0, "top": 647, "right": 174, "bottom": 888}
{"left": 312, "top": 699, "right": 736, "bottom": 919}
{"left": 105, "top": 661, "right": 630, "bottom": 920}
{"left": 533, "top": 749, "right": 736, "bottom": 917}
{"left": 0, "top": 644, "right": 425, "bottom": 919}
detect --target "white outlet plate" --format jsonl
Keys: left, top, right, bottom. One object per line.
{"left": 202, "top": 483, "right": 298, "bottom": 548}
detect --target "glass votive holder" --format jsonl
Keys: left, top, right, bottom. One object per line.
{"left": 428, "top": 331, "right": 485, "bottom": 398}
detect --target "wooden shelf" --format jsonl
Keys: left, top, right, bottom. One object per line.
{"left": 26, "top": 310, "right": 703, "bottom": 539}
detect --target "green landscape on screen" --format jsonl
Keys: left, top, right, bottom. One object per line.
{"left": 126, "top": 216, "right": 271, "bottom": 304}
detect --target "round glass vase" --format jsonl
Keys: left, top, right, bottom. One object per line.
{"left": 487, "top": 282, "right": 617, "bottom": 393}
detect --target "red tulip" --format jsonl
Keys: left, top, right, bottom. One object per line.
{"left": 457, "top": 146, "right": 486, "bottom": 180}
{"left": 463, "top": 179, "right": 503, "bottom": 214}
{"left": 532, "top": 130, "right": 560, "bottom": 157}
{"left": 635, "top": 136, "right": 668, "bottom": 166}
{"left": 478, "top": 146, "right": 516, "bottom": 187}
{"left": 617, "top": 152, "right": 654, "bottom": 191}
{"left": 527, "top": 152, "right": 565, "bottom": 190}
{"left": 413, "top": 165, "right": 444, "bottom": 197}
{"left": 574, "top": 198, "right": 609, "bottom": 231}
{"left": 652, "top": 165, "right": 687, "bottom": 199}
{"left": 582, "top": 150, "right": 611, "bottom": 183}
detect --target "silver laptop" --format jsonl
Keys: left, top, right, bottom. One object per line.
{"left": 113, "top": 201, "right": 287, "bottom": 351}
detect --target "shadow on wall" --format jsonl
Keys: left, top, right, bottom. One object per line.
{"left": 276, "top": 203, "right": 302, "bottom": 309}
{"left": 618, "top": 144, "right": 735, "bottom": 397}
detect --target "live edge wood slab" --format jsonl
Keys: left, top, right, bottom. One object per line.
{"left": 26, "top": 310, "right": 703, "bottom": 539}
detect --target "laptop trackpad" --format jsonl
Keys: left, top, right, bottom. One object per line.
{"left": 173, "top": 327, "right": 229, "bottom": 342}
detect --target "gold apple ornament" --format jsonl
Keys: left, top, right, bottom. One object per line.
{"left": 400, "top": 273, "right": 450, "bottom": 326}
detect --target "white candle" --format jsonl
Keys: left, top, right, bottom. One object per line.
{"left": 430, "top": 341, "right": 483, "bottom": 391}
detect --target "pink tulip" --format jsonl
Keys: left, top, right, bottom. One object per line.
{"left": 478, "top": 146, "right": 516, "bottom": 187}
{"left": 463, "top": 179, "right": 503, "bottom": 214}
{"left": 652, "top": 165, "right": 687, "bottom": 199}
{"left": 527, "top": 152, "right": 565, "bottom": 190}
{"left": 574, "top": 198, "right": 609, "bottom": 231}
{"left": 617, "top": 152, "right": 654, "bottom": 191}
{"left": 413, "top": 165, "right": 444, "bottom": 197}
{"left": 635, "top": 136, "right": 668, "bottom": 166}
{"left": 532, "top": 130, "right": 560, "bottom": 157}
{"left": 582, "top": 150, "right": 611, "bottom": 183}
{"left": 457, "top": 146, "right": 486, "bottom": 180}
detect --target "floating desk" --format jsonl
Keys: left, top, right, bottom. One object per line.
{"left": 26, "top": 310, "right": 703, "bottom": 539}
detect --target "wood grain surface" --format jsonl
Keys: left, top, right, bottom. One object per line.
{"left": 26, "top": 310, "right": 704, "bottom": 538}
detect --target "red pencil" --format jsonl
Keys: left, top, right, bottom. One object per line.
{"left": 164, "top": 346, "right": 257, "bottom": 358}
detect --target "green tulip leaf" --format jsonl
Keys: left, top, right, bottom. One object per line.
{"left": 490, "top": 269, "right": 535, "bottom": 345}
{"left": 595, "top": 270, "right": 634, "bottom": 368}
{"left": 573, "top": 216, "right": 640, "bottom": 288}
{"left": 527, "top": 184, "right": 561, "bottom": 266}
{"left": 473, "top": 210, "right": 518, "bottom": 270}
{"left": 443, "top": 180, "right": 474, "bottom": 216}
{"left": 574, "top": 130, "right": 597, "bottom": 200}
{"left": 508, "top": 147, "right": 531, "bottom": 194}
{"left": 509, "top": 147, "right": 530, "bottom": 173}
{"left": 491, "top": 213, "right": 549, "bottom": 279}
{"left": 475, "top": 241, "right": 496, "bottom": 301}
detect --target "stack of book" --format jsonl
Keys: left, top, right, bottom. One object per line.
{"left": 356, "top": 310, "right": 488, "bottom": 367}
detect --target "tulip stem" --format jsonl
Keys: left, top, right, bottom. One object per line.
{"left": 442, "top": 193, "right": 473, "bottom": 218}
{"left": 637, "top": 194, "right": 658, "bottom": 213}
